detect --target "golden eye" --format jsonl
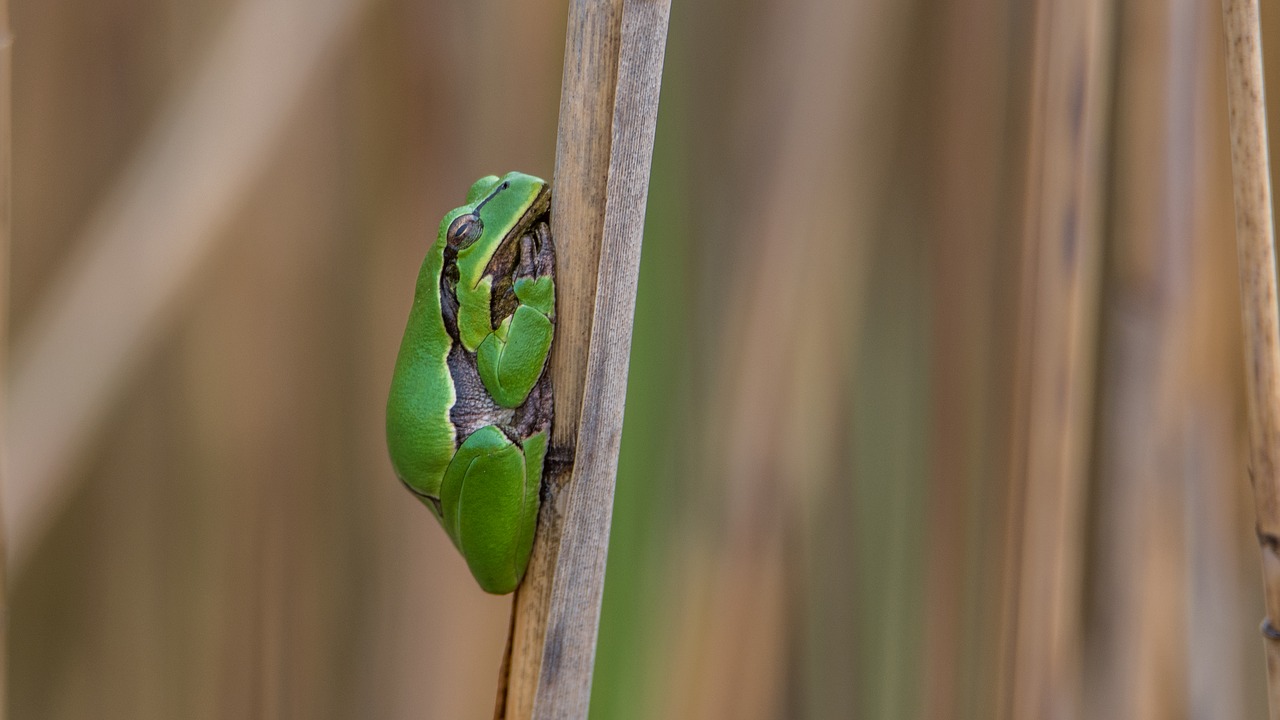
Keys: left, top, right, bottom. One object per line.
{"left": 446, "top": 213, "right": 484, "bottom": 248}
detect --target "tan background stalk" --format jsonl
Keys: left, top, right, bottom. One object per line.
{"left": 998, "top": 0, "right": 1112, "bottom": 716}
{"left": 1083, "top": 0, "right": 1203, "bottom": 715}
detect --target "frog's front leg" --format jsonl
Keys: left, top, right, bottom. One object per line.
{"left": 439, "top": 425, "right": 547, "bottom": 594}
{"left": 477, "top": 222, "right": 555, "bottom": 408}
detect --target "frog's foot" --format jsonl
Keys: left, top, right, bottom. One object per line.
{"left": 476, "top": 304, "right": 553, "bottom": 407}
{"left": 483, "top": 220, "right": 553, "bottom": 408}
{"left": 511, "top": 222, "right": 555, "bottom": 323}
{"left": 516, "top": 221, "right": 555, "bottom": 282}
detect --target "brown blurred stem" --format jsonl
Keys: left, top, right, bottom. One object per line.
{"left": 1219, "top": 0, "right": 1280, "bottom": 716}
{"left": 0, "top": 0, "right": 9, "bottom": 715}
{"left": 496, "top": 0, "right": 670, "bottom": 718}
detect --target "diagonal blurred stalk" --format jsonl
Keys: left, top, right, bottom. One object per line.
{"left": 5, "top": 0, "right": 371, "bottom": 576}
{"left": 997, "top": 0, "right": 1113, "bottom": 716}
{"left": 1219, "top": 0, "right": 1280, "bottom": 715}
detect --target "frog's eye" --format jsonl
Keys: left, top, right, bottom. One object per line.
{"left": 447, "top": 213, "right": 484, "bottom": 248}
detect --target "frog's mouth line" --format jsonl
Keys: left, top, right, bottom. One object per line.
{"left": 480, "top": 183, "right": 552, "bottom": 280}
{"left": 509, "top": 183, "right": 552, "bottom": 240}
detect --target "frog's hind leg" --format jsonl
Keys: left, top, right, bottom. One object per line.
{"left": 439, "top": 425, "right": 540, "bottom": 594}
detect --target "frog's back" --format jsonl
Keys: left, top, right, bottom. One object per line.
{"left": 386, "top": 238, "right": 457, "bottom": 500}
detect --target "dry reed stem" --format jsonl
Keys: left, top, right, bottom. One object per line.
{"left": 498, "top": 0, "right": 670, "bottom": 717}
{"left": 4, "top": 0, "right": 368, "bottom": 575}
{"left": 498, "top": 1, "right": 623, "bottom": 714}
{"left": 533, "top": 4, "right": 670, "bottom": 711}
{"left": 997, "top": 0, "right": 1111, "bottom": 716}
{"left": 1219, "top": 0, "right": 1280, "bottom": 715}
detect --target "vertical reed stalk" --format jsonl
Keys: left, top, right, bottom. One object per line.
{"left": 498, "top": 0, "right": 671, "bottom": 717}
{"left": 1219, "top": 0, "right": 1280, "bottom": 715}
{"left": 497, "top": 2, "right": 622, "bottom": 714}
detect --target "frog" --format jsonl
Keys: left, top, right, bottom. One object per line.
{"left": 386, "top": 171, "right": 555, "bottom": 594}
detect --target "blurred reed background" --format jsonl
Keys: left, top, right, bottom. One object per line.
{"left": 4, "top": 0, "right": 1275, "bottom": 717}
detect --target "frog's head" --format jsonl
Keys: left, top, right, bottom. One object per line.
{"left": 442, "top": 172, "right": 549, "bottom": 288}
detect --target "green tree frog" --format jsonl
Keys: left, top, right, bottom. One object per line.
{"left": 386, "top": 172, "right": 555, "bottom": 594}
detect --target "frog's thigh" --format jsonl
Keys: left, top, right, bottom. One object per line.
{"left": 477, "top": 305, "right": 553, "bottom": 407}
{"left": 440, "top": 426, "right": 529, "bottom": 593}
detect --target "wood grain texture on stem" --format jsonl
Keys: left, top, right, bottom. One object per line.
{"left": 533, "top": 0, "right": 670, "bottom": 715}
{"left": 498, "top": 0, "right": 670, "bottom": 718}
{"left": 498, "top": 3, "right": 624, "bottom": 717}
{"left": 1219, "top": 0, "right": 1280, "bottom": 716}
{"left": 547, "top": 0, "right": 625, "bottom": 451}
